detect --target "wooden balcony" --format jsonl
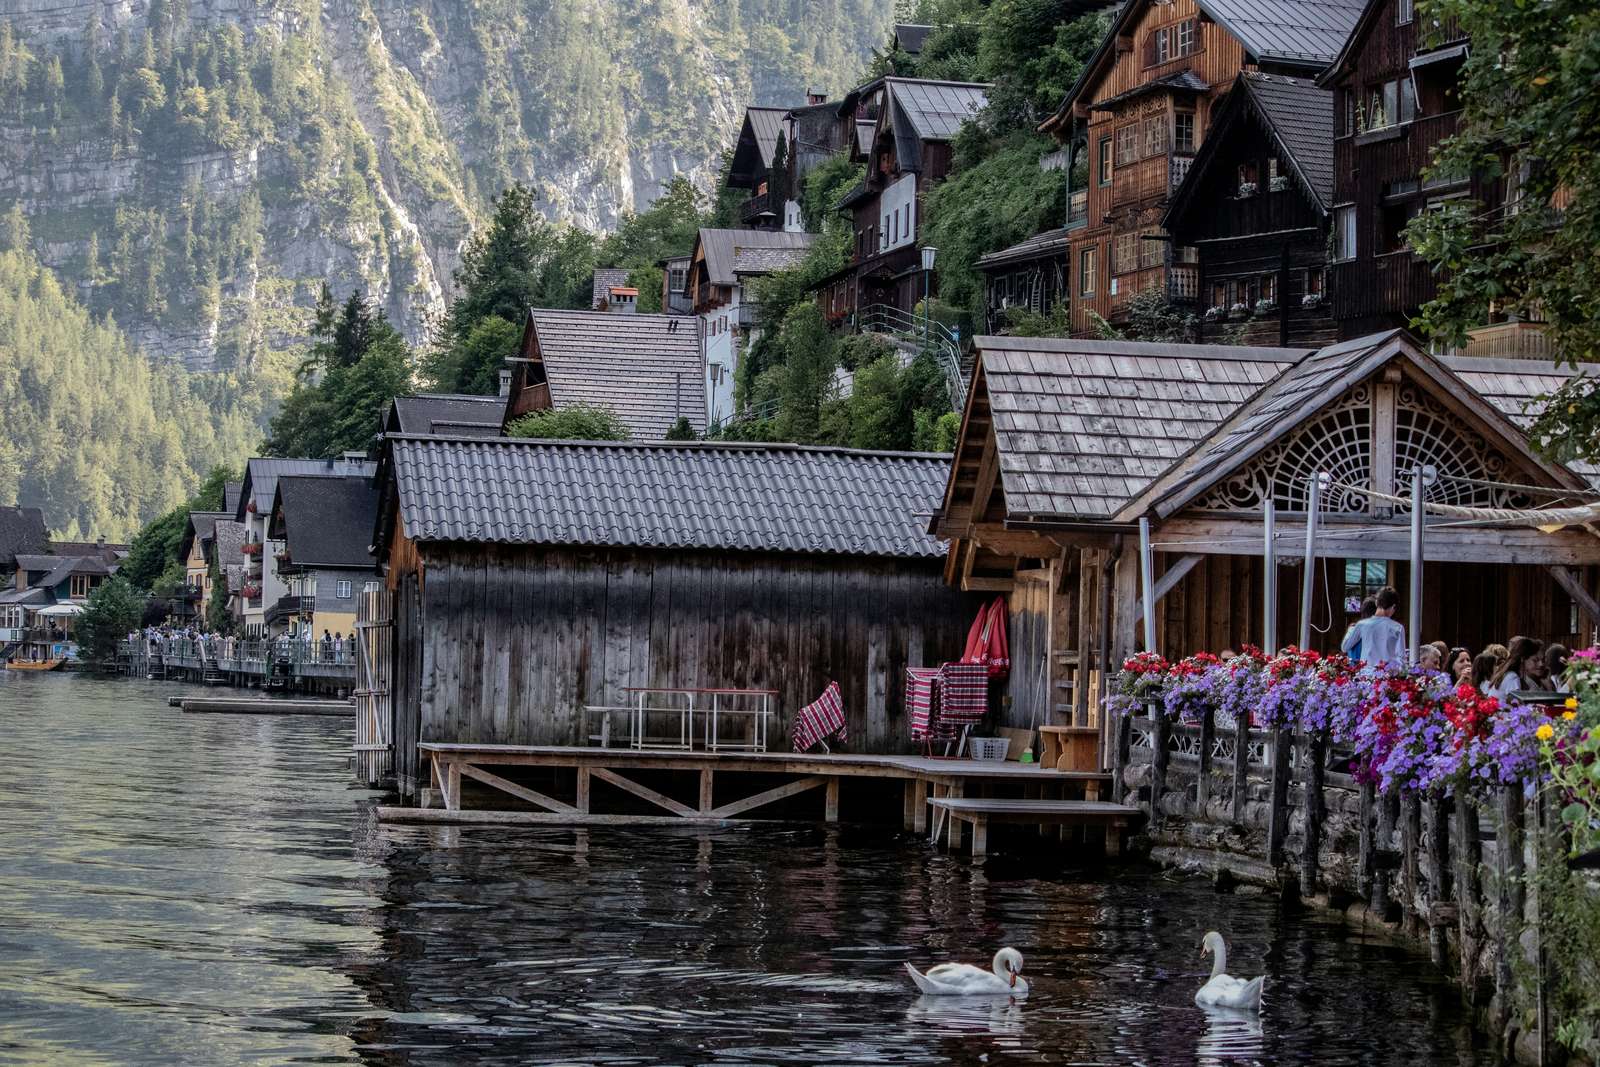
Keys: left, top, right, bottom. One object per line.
{"left": 740, "top": 191, "right": 775, "bottom": 224}
{"left": 1110, "top": 154, "right": 1194, "bottom": 210}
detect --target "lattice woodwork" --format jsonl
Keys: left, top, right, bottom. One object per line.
{"left": 1195, "top": 378, "right": 1533, "bottom": 513}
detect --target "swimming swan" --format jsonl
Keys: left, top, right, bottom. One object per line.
{"left": 904, "top": 948, "right": 1028, "bottom": 997}
{"left": 1195, "top": 931, "right": 1264, "bottom": 1011}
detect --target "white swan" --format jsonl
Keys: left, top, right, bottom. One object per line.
{"left": 1195, "top": 931, "right": 1264, "bottom": 1010}
{"left": 904, "top": 948, "right": 1028, "bottom": 997}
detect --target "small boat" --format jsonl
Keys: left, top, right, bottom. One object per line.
{"left": 4, "top": 658, "right": 66, "bottom": 672}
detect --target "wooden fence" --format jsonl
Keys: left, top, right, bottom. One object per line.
{"left": 353, "top": 584, "right": 394, "bottom": 788}
{"left": 1115, "top": 703, "right": 1553, "bottom": 1055}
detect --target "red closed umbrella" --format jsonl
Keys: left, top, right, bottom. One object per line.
{"left": 961, "top": 597, "right": 1010, "bottom": 679}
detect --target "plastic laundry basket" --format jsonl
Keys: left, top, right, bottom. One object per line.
{"left": 967, "top": 737, "right": 1010, "bottom": 761}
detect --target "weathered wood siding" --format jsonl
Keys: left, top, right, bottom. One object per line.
{"left": 1004, "top": 577, "right": 1052, "bottom": 730}
{"left": 392, "top": 571, "right": 425, "bottom": 793}
{"left": 401, "top": 545, "right": 979, "bottom": 769}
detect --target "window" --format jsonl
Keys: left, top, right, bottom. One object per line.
{"left": 1113, "top": 232, "right": 1137, "bottom": 274}
{"left": 1367, "top": 78, "right": 1416, "bottom": 129}
{"left": 1174, "top": 244, "right": 1198, "bottom": 265}
{"left": 71, "top": 574, "right": 90, "bottom": 598}
{"left": 1341, "top": 90, "right": 1356, "bottom": 137}
{"left": 668, "top": 266, "right": 687, "bottom": 293}
{"left": 1115, "top": 124, "right": 1140, "bottom": 167}
{"left": 1303, "top": 267, "right": 1325, "bottom": 297}
{"left": 1260, "top": 273, "right": 1276, "bottom": 304}
{"left": 1175, "top": 18, "right": 1196, "bottom": 55}
{"left": 1333, "top": 205, "right": 1357, "bottom": 260}
{"left": 1079, "top": 248, "right": 1097, "bottom": 296}
{"left": 1344, "top": 560, "right": 1389, "bottom": 613}
{"left": 1143, "top": 115, "right": 1166, "bottom": 157}
{"left": 1154, "top": 26, "right": 1171, "bottom": 63}
{"left": 1504, "top": 154, "right": 1530, "bottom": 216}
{"left": 1395, "top": 0, "right": 1413, "bottom": 24}
{"left": 1139, "top": 233, "right": 1163, "bottom": 270}
{"left": 1098, "top": 136, "right": 1113, "bottom": 185}
{"left": 1173, "top": 112, "right": 1195, "bottom": 153}
{"left": 337, "top": 580, "right": 353, "bottom": 599}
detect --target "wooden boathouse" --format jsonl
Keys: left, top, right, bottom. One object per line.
{"left": 372, "top": 435, "right": 986, "bottom": 798}
{"left": 932, "top": 330, "right": 1600, "bottom": 742}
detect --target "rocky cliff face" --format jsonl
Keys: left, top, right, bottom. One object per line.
{"left": 0, "top": 0, "right": 886, "bottom": 371}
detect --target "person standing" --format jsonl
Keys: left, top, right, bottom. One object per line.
{"left": 1341, "top": 587, "right": 1406, "bottom": 667}
{"left": 1342, "top": 597, "right": 1377, "bottom": 662}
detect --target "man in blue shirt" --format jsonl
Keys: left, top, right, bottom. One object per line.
{"left": 1341, "top": 587, "right": 1407, "bottom": 667}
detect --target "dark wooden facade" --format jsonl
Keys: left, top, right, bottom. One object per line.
{"left": 1165, "top": 76, "right": 1339, "bottom": 348}
{"left": 1321, "top": 0, "right": 1473, "bottom": 337}
{"left": 385, "top": 540, "right": 980, "bottom": 796}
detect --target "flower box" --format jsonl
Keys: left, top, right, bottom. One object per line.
{"left": 1203, "top": 306, "right": 1226, "bottom": 322}
{"left": 1254, "top": 299, "right": 1278, "bottom": 317}
{"left": 242, "top": 542, "right": 262, "bottom": 557}
{"left": 1301, "top": 293, "right": 1325, "bottom": 309}
{"left": 1269, "top": 175, "right": 1289, "bottom": 193}
{"left": 1236, "top": 181, "right": 1258, "bottom": 198}
{"left": 1229, "top": 302, "right": 1249, "bottom": 321}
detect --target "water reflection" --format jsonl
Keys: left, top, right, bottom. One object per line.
{"left": 1, "top": 674, "right": 1494, "bottom": 1066}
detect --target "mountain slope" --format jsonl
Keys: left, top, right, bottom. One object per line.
{"left": 0, "top": 0, "right": 889, "bottom": 371}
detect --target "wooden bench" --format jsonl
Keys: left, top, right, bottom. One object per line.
{"left": 1038, "top": 725, "right": 1102, "bottom": 774}
{"left": 927, "top": 797, "right": 1143, "bottom": 860}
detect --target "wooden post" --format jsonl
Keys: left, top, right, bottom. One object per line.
{"left": 1232, "top": 712, "right": 1250, "bottom": 824}
{"left": 1358, "top": 779, "right": 1375, "bottom": 900}
{"left": 1113, "top": 707, "right": 1133, "bottom": 805}
{"left": 1426, "top": 793, "right": 1451, "bottom": 966}
{"left": 1150, "top": 703, "right": 1169, "bottom": 828}
{"left": 824, "top": 776, "right": 840, "bottom": 823}
{"left": 699, "top": 768, "right": 714, "bottom": 816}
{"left": 1299, "top": 474, "right": 1322, "bottom": 649}
{"left": 1075, "top": 549, "right": 1094, "bottom": 727}
{"left": 1402, "top": 795, "right": 1422, "bottom": 934}
{"left": 1263, "top": 500, "right": 1278, "bottom": 652}
{"left": 1300, "top": 728, "right": 1326, "bottom": 897}
{"left": 576, "top": 766, "right": 591, "bottom": 814}
{"left": 1455, "top": 796, "right": 1483, "bottom": 1002}
{"left": 1197, "top": 705, "right": 1215, "bottom": 815}
{"left": 1267, "top": 728, "right": 1290, "bottom": 870}
{"left": 1138, "top": 517, "right": 1157, "bottom": 655}
{"left": 912, "top": 778, "right": 928, "bottom": 833}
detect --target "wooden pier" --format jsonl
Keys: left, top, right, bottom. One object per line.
{"left": 374, "top": 743, "right": 1139, "bottom": 861}
{"left": 173, "top": 696, "right": 355, "bottom": 716}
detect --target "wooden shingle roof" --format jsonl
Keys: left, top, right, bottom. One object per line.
{"left": 974, "top": 336, "right": 1304, "bottom": 521}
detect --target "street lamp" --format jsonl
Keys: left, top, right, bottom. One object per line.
{"left": 920, "top": 245, "right": 937, "bottom": 351}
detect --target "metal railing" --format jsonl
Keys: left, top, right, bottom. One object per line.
{"left": 124, "top": 637, "right": 357, "bottom": 673}
{"left": 855, "top": 303, "right": 968, "bottom": 413}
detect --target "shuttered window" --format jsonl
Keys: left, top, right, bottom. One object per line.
{"left": 1115, "top": 124, "right": 1139, "bottom": 166}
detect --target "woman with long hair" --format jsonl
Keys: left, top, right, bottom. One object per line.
{"left": 1489, "top": 636, "right": 1545, "bottom": 700}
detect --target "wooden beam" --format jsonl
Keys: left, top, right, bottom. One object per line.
{"left": 825, "top": 777, "right": 840, "bottom": 822}
{"left": 1014, "top": 566, "right": 1053, "bottom": 583}
{"left": 698, "top": 768, "right": 714, "bottom": 815}
{"left": 459, "top": 762, "right": 577, "bottom": 814}
{"left": 1549, "top": 566, "right": 1600, "bottom": 628}
{"left": 590, "top": 767, "right": 696, "bottom": 817}
{"left": 710, "top": 775, "right": 828, "bottom": 818}
{"left": 962, "top": 576, "right": 1015, "bottom": 592}
{"left": 972, "top": 435, "right": 1000, "bottom": 522}
{"left": 1136, "top": 552, "right": 1203, "bottom": 616}
{"left": 1160, "top": 516, "right": 1600, "bottom": 566}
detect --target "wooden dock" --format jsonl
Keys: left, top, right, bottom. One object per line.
{"left": 172, "top": 696, "right": 355, "bottom": 716}
{"left": 375, "top": 743, "right": 1137, "bottom": 860}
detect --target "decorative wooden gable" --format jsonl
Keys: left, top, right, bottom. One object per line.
{"left": 1194, "top": 372, "right": 1538, "bottom": 514}
{"left": 1134, "top": 332, "right": 1586, "bottom": 521}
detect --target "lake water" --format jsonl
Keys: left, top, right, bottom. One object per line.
{"left": 0, "top": 673, "right": 1493, "bottom": 1065}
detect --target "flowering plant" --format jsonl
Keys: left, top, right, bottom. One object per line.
{"left": 1108, "top": 652, "right": 1170, "bottom": 715}
{"left": 1165, "top": 652, "right": 1224, "bottom": 724}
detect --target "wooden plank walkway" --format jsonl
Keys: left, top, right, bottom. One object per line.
{"left": 381, "top": 743, "right": 1120, "bottom": 860}
{"left": 928, "top": 797, "right": 1143, "bottom": 860}
{"left": 173, "top": 697, "right": 355, "bottom": 716}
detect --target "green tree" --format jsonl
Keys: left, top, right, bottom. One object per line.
{"left": 264, "top": 291, "right": 411, "bottom": 457}
{"left": 505, "top": 404, "right": 631, "bottom": 441}
{"left": 205, "top": 555, "right": 234, "bottom": 634}
{"left": 772, "top": 304, "right": 839, "bottom": 444}
{"left": 1404, "top": 0, "right": 1600, "bottom": 461}
{"left": 75, "top": 576, "right": 146, "bottom": 663}
{"left": 665, "top": 416, "right": 697, "bottom": 441}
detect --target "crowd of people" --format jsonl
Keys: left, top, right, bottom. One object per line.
{"left": 129, "top": 625, "right": 356, "bottom": 663}
{"left": 1333, "top": 586, "right": 1569, "bottom": 700}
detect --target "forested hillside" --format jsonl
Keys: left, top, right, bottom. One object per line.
{"left": 0, "top": 237, "right": 272, "bottom": 540}
{"left": 0, "top": 0, "right": 891, "bottom": 371}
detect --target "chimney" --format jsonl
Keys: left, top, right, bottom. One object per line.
{"left": 498, "top": 367, "right": 513, "bottom": 397}
{"left": 608, "top": 287, "right": 638, "bottom": 314}
{"left": 807, "top": 88, "right": 828, "bottom": 106}
{"left": 341, "top": 449, "right": 366, "bottom": 470}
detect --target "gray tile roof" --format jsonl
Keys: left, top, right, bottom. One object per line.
{"left": 893, "top": 23, "right": 934, "bottom": 54}
{"left": 13, "top": 554, "right": 61, "bottom": 574}
{"left": 223, "top": 481, "right": 242, "bottom": 515}
{"left": 885, "top": 78, "right": 989, "bottom": 142}
{"left": 212, "top": 519, "right": 247, "bottom": 568}
{"left": 744, "top": 107, "right": 787, "bottom": 169}
{"left": 1443, "top": 356, "right": 1600, "bottom": 485}
{"left": 272, "top": 476, "right": 380, "bottom": 569}
{"left": 696, "top": 228, "right": 817, "bottom": 287}
{"left": 973, "top": 336, "right": 1305, "bottom": 520}
{"left": 386, "top": 436, "right": 951, "bottom": 559}
{"left": 181, "top": 511, "right": 229, "bottom": 561}
{"left": 240, "top": 457, "right": 377, "bottom": 517}
{"left": 1244, "top": 73, "right": 1334, "bottom": 209}
{"left": 1136, "top": 333, "right": 1395, "bottom": 517}
{"left": 731, "top": 244, "right": 814, "bottom": 275}
{"left": 976, "top": 227, "right": 1073, "bottom": 271}
{"left": 1201, "top": 0, "right": 1365, "bottom": 65}
{"left": 0, "top": 505, "right": 47, "bottom": 569}
{"left": 1094, "top": 69, "right": 1212, "bottom": 112}
{"left": 390, "top": 394, "right": 505, "bottom": 436}
{"left": 525, "top": 309, "right": 706, "bottom": 439}
{"left": 590, "top": 268, "right": 633, "bottom": 308}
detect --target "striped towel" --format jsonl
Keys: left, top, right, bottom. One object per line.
{"left": 792, "top": 681, "right": 847, "bottom": 752}
{"left": 906, "top": 667, "right": 942, "bottom": 741}
{"left": 938, "top": 662, "right": 989, "bottom": 726}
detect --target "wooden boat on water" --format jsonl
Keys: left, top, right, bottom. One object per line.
{"left": 4, "top": 657, "right": 67, "bottom": 672}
